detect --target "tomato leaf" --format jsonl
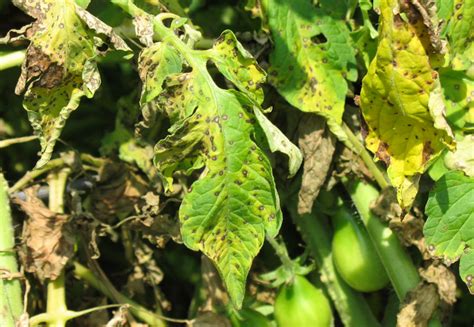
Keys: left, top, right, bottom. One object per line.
{"left": 424, "top": 171, "right": 474, "bottom": 294}
{"left": 447, "top": 0, "right": 473, "bottom": 70}
{"left": 359, "top": 0, "right": 455, "bottom": 208}
{"left": 5, "top": 0, "right": 130, "bottom": 168}
{"left": 137, "top": 19, "right": 293, "bottom": 307}
{"left": 263, "top": 0, "right": 357, "bottom": 138}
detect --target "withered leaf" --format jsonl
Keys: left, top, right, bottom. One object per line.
{"left": 397, "top": 283, "right": 439, "bottom": 327}
{"left": 297, "top": 114, "right": 336, "bottom": 214}
{"left": 13, "top": 187, "right": 74, "bottom": 281}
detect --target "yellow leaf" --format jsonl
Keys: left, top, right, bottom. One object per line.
{"left": 360, "top": 0, "right": 455, "bottom": 208}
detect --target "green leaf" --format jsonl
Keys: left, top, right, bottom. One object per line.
{"left": 137, "top": 18, "right": 287, "bottom": 307}
{"left": 445, "top": 135, "right": 474, "bottom": 177}
{"left": 447, "top": 0, "right": 474, "bottom": 70}
{"left": 439, "top": 69, "right": 474, "bottom": 131}
{"left": 359, "top": 0, "right": 455, "bottom": 208}
{"left": 8, "top": 0, "right": 130, "bottom": 168}
{"left": 253, "top": 108, "right": 302, "bottom": 178}
{"left": 262, "top": 0, "right": 357, "bottom": 138}
{"left": 424, "top": 171, "right": 474, "bottom": 294}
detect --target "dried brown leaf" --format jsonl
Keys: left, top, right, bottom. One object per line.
{"left": 90, "top": 161, "right": 149, "bottom": 223}
{"left": 13, "top": 187, "right": 74, "bottom": 281}
{"left": 297, "top": 114, "right": 336, "bottom": 214}
{"left": 397, "top": 283, "right": 439, "bottom": 327}
{"left": 419, "top": 263, "right": 457, "bottom": 305}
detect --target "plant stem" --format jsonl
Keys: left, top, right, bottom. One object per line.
{"left": 0, "top": 50, "right": 25, "bottom": 71}
{"left": 289, "top": 205, "right": 380, "bottom": 327}
{"left": 342, "top": 179, "right": 419, "bottom": 300}
{"left": 265, "top": 234, "right": 294, "bottom": 274}
{"left": 341, "top": 123, "right": 390, "bottom": 190}
{"left": 45, "top": 168, "right": 71, "bottom": 327}
{"left": 0, "top": 135, "right": 37, "bottom": 149}
{"left": 0, "top": 174, "right": 23, "bottom": 327}
{"left": 73, "top": 261, "right": 166, "bottom": 327}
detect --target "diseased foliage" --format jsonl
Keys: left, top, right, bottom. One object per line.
{"left": 3, "top": 0, "right": 130, "bottom": 168}
{"left": 359, "top": 0, "right": 455, "bottom": 208}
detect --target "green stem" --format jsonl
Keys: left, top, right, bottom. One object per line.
{"left": 73, "top": 261, "right": 166, "bottom": 327}
{"left": 341, "top": 123, "right": 390, "bottom": 190}
{"left": 0, "top": 50, "right": 25, "bottom": 71}
{"left": 265, "top": 234, "right": 294, "bottom": 274}
{"left": 289, "top": 205, "right": 380, "bottom": 327}
{"left": 0, "top": 135, "right": 37, "bottom": 149}
{"left": 0, "top": 174, "right": 23, "bottom": 327}
{"left": 342, "top": 179, "right": 419, "bottom": 300}
{"left": 45, "top": 168, "right": 71, "bottom": 327}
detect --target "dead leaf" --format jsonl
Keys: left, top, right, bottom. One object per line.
{"left": 192, "top": 312, "right": 231, "bottom": 327}
{"left": 90, "top": 161, "right": 149, "bottom": 223}
{"left": 397, "top": 283, "right": 439, "bottom": 327}
{"left": 13, "top": 187, "right": 74, "bottom": 281}
{"left": 419, "top": 262, "right": 457, "bottom": 305}
{"left": 297, "top": 114, "right": 336, "bottom": 214}
{"left": 106, "top": 305, "right": 130, "bottom": 327}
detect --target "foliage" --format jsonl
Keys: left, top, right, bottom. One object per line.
{"left": 0, "top": 0, "right": 473, "bottom": 325}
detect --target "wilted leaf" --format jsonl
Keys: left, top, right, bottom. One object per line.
{"left": 424, "top": 171, "right": 474, "bottom": 294}
{"left": 447, "top": 0, "right": 473, "bottom": 70}
{"left": 297, "top": 114, "right": 336, "bottom": 214}
{"left": 90, "top": 161, "right": 149, "bottom": 223}
{"left": 360, "top": 0, "right": 455, "bottom": 208}
{"left": 137, "top": 21, "right": 286, "bottom": 307}
{"left": 419, "top": 263, "right": 457, "bottom": 305}
{"left": 263, "top": 0, "right": 357, "bottom": 138}
{"left": 7, "top": 0, "right": 130, "bottom": 168}
{"left": 397, "top": 283, "right": 439, "bottom": 327}
{"left": 13, "top": 187, "right": 74, "bottom": 281}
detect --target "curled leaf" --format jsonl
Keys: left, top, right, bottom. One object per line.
{"left": 13, "top": 187, "right": 74, "bottom": 281}
{"left": 9, "top": 0, "right": 130, "bottom": 168}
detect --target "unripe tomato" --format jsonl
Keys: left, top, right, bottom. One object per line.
{"left": 331, "top": 207, "right": 389, "bottom": 292}
{"left": 229, "top": 308, "right": 272, "bottom": 327}
{"left": 274, "top": 275, "right": 332, "bottom": 327}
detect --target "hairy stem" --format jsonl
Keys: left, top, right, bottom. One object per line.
{"left": 0, "top": 174, "right": 23, "bottom": 327}
{"left": 0, "top": 50, "right": 25, "bottom": 71}
{"left": 0, "top": 135, "right": 37, "bottom": 149}
{"left": 265, "top": 234, "right": 294, "bottom": 274}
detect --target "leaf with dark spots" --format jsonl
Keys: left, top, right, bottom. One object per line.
{"left": 12, "top": 187, "right": 74, "bottom": 281}
{"left": 360, "top": 0, "right": 454, "bottom": 208}
{"left": 8, "top": 0, "right": 131, "bottom": 168}
{"left": 297, "top": 114, "right": 336, "bottom": 214}
{"left": 262, "top": 0, "right": 357, "bottom": 138}
{"left": 137, "top": 23, "right": 293, "bottom": 307}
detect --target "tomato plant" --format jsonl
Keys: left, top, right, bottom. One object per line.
{"left": 0, "top": 0, "right": 472, "bottom": 325}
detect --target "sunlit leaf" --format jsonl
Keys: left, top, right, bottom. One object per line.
{"left": 263, "top": 0, "right": 357, "bottom": 138}
{"left": 359, "top": 0, "right": 455, "bottom": 208}
{"left": 424, "top": 171, "right": 474, "bottom": 294}
{"left": 447, "top": 0, "right": 474, "bottom": 71}
{"left": 7, "top": 0, "right": 130, "bottom": 168}
{"left": 137, "top": 21, "right": 290, "bottom": 307}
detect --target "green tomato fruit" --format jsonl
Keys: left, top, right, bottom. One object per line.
{"left": 274, "top": 275, "right": 332, "bottom": 327}
{"left": 332, "top": 206, "right": 389, "bottom": 292}
{"left": 229, "top": 308, "right": 272, "bottom": 327}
